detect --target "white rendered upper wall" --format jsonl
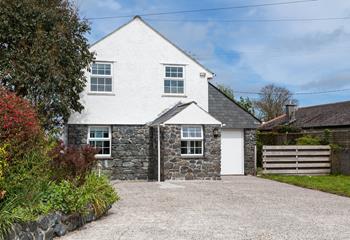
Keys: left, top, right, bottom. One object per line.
{"left": 69, "top": 17, "right": 214, "bottom": 125}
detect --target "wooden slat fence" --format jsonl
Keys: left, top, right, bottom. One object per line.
{"left": 263, "top": 145, "right": 331, "bottom": 175}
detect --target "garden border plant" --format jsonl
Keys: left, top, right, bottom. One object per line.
{"left": 0, "top": 88, "right": 119, "bottom": 239}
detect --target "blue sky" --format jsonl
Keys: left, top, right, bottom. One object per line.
{"left": 78, "top": 0, "right": 350, "bottom": 107}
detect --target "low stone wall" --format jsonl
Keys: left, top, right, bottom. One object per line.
{"left": 5, "top": 205, "right": 111, "bottom": 240}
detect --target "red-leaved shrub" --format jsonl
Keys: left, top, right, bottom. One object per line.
{"left": 0, "top": 87, "right": 42, "bottom": 159}
{"left": 49, "top": 141, "right": 98, "bottom": 185}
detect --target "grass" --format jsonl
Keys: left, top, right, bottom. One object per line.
{"left": 261, "top": 175, "right": 350, "bottom": 198}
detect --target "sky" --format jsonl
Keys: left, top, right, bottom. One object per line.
{"left": 77, "top": 0, "right": 350, "bottom": 107}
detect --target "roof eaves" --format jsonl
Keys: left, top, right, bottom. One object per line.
{"left": 89, "top": 17, "right": 136, "bottom": 48}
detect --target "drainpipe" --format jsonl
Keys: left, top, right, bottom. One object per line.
{"left": 157, "top": 125, "right": 161, "bottom": 182}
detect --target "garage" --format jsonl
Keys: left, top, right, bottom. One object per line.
{"left": 208, "top": 82, "right": 261, "bottom": 176}
{"left": 221, "top": 129, "right": 244, "bottom": 175}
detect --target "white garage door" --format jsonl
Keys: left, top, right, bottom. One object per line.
{"left": 221, "top": 129, "right": 244, "bottom": 175}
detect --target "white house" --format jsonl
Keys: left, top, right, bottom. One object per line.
{"left": 67, "top": 16, "right": 260, "bottom": 180}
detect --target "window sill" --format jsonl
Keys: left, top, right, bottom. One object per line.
{"left": 95, "top": 156, "right": 113, "bottom": 160}
{"left": 181, "top": 155, "right": 204, "bottom": 158}
{"left": 162, "top": 94, "right": 187, "bottom": 98}
{"left": 87, "top": 92, "right": 115, "bottom": 96}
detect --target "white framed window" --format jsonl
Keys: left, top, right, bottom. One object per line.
{"left": 164, "top": 65, "right": 184, "bottom": 94}
{"left": 88, "top": 126, "right": 111, "bottom": 157}
{"left": 90, "top": 63, "right": 113, "bottom": 92}
{"left": 181, "top": 126, "right": 203, "bottom": 156}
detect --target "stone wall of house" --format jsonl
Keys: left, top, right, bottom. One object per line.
{"left": 244, "top": 129, "right": 256, "bottom": 175}
{"left": 67, "top": 124, "right": 88, "bottom": 145}
{"left": 161, "top": 125, "right": 221, "bottom": 180}
{"left": 67, "top": 124, "right": 151, "bottom": 180}
{"left": 108, "top": 125, "right": 151, "bottom": 180}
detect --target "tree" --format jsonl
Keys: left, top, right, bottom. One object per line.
{"left": 217, "top": 84, "right": 235, "bottom": 100}
{"left": 254, "top": 84, "right": 297, "bottom": 121}
{"left": 0, "top": 0, "right": 94, "bottom": 131}
{"left": 238, "top": 96, "right": 255, "bottom": 115}
{"left": 217, "top": 84, "right": 256, "bottom": 115}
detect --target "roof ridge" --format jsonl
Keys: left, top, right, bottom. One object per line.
{"left": 300, "top": 100, "right": 350, "bottom": 110}
{"left": 261, "top": 114, "right": 286, "bottom": 125}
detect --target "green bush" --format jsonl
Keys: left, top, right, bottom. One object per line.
{"left": 296, "top": 135, "right": 321, "bottom": 145}
{"left": 40, "top": 173, "right": 118, "bottom": 215}
{"left": 79, "top": 173, "right": 119, "bottom": 216}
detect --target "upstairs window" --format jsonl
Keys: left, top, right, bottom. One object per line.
{"left": 88, "top": 126, "right": 111, "bottom": 156}
{"left": 181, "top": 126, "right": 203, "bottom": 156}
{"left": 164, "top": 66, "right": 184, "bottom": 94}
{"left": 90, "top": 63, "right": 112, "bottom": 92}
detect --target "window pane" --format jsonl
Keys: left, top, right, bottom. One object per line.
{"left": 171, "top": 86, "right": 177, "bottom": 94}
{"left": 178, "top": 81, "right": 184, "bottom": 87}
{"left": 105, "top": 78, "right": 112, "bottom": 85}
{"left": 91, "top": 77, "right": 97, "bottom": 84}
{"left": 195, "top": 147, "right": 202, "bottom": 154}
{"left": 103, "top": 147, "right": 110, "bottom": 155}
{"left": 105, "top": 84, "right": 112, "bottom": 92}
{"left": 164, "top": 86, "right": 170, "bottom": 93}
{"left": 171, "top": 80, "right": 177, "bottom": 87}
{"left": 98, "top": 78, "right": 104, "bottom": 85}
{"left": 98, "top": 85, "right": 104, "bottom": 91}
{"left": 91, "top": 84, "right": 97, "bottom": 91}
{"left": 164, "top": 80, "right": 170, "bottom": 87}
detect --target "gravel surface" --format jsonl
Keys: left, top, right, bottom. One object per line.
{"left": 60, "top": 176, "right": 350, "bottom": 240}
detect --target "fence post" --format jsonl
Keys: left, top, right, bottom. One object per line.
{"left": 262, "top": 146, "right": 266, "bottom": 174}
{"left": 296, "top": 146, "right": 299, "bottom": 174}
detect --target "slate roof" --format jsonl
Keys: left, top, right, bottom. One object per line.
{"left": 208, "top": 82, "right": 261, "bottom": 129}
{"left": 149, "top": 102, "right": 194, "bottom": 126}
{"left": 260, "top": 100, "right": 350, "bottom": 130}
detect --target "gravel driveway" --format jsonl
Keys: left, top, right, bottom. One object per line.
{"left": 60, "top": 176, "right": 350, "bottom": 240}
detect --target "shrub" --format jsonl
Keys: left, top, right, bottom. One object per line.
{"left": 41, "top": 173, "right": 118, "bottom": 215}
{"left": 296, "top": 135, "right": 321, "bottom": 145}
{"left": 0, "top": 88, "right": 42, "bottom": 157}
{"left": 320, "top": 129, "right": 331, "bottom": 145}
{"left": 49, "top": 142, "right": 98, "bottom": 186}
{"left": 79, "top": 173, "right": 119, "bottom": 216}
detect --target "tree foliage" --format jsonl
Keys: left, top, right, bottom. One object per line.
{"left": 217, "top": 84, "right": 235, "bottom": 100}
{"left": 238, "top": 96, "right": 255, "bottom": 115}
{"left": 217, "top": 84, "right": 256, "bottom": 115}
{"left": 254, "top": 84, "right": 297, "bottom": 121}
{"left": 0, "top": 0, "right": 94, "bottom": 131}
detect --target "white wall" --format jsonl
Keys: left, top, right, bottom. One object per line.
{"left": 69, "top": 18, "right": 213, "bottom": 125}
{"left": 164, "top": 103, "right": 221, "bottom": 125}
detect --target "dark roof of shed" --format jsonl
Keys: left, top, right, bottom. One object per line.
{"left": 208, "top": 82, "right": 261, "bottom": 129}
{"left": 150, "top": 101, "right": 193, "bottom": 126}
{"left": 260, "top": 100, "right": 350, "bottom": 130}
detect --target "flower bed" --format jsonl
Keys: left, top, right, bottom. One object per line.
{"left": 0, "top": 88, "right": 118, "bottom": 239}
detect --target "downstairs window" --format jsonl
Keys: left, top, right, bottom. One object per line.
{"left": 88, "top": 126, "right": 111, "bottom": 157}
{"left": 181, "top": 126, "right": 203, "bottom": 156}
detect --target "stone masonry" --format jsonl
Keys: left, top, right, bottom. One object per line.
{"left": 244, "top": 129, "right": 256, "bottom": 175}
{"left": 67, "top": 125, "right": 151, "bottom": 180}
{"left": 159, "top": 125, "right": 221, "bottom": 180}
